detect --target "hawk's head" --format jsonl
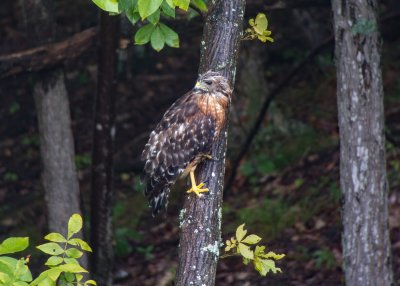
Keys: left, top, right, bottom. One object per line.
{"left": 194, "top": 71, "right": 232, "bottom": 99}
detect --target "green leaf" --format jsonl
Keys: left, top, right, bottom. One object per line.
{"left": 84, "top": 280, "right": 97, "bottom": 286}
{"left": 55, "top": 264, "right": 88, "bottom": 273}
{"left": 161, "top": 1, "right": 175, "bottom": 18}
{"left": 191, "top": 0, "right": 207, "bottom": 12}
{"left": 91, "top": 0, "right": 119, "bottom": 13}
{"left": 150, "top": 26, "right": 165, "bottom": 51}
{"left": 134, "top": 24, "right": 156, "bottom": 45}
{"left": 173, "top": 0, "right": 190, "bottom": 10}
{"left": 0, "top": 237, "right": 29, "bottom": 255}
{"left": 68, "top": 214, "right": 83, "bottom": 239}
{"left": 241, "top": 234, "right": 262, "bottom": 245}
{"left": 63, "top": 258, "right": 79, "bottom": 265}
{"left": 147, "top": 9, "right": 160, "bottom": 24}
{"left": 45, "top": 233, "right": 67, "bottom": 243}
{"left": 12, "top": 282, "right": 29, "bottom": 286}
{"left": 159, "top": 23, "right": 179, "bottom": 48}
{"left": 64, "top": 272, "right": 75, "bottom": 282}
{"left": 67, "top": 238, "right": 92, "bottom": 252}
{"left": 165, "top": 0, "right": 175, "bottom": 8}
{"left": 238, "top": 243, "right": 254, "bottom": 260}
{"left": 76, "top": 274, "right": 83, "bottom": 282}
{"left": 127, "top": 11, "right": 140, "bottom": 24}
{"left": 0, "top": 272, "right": 11, "bottom": 283}
{"left": 30, "top": 269, "right": 62, "bottom": 286}
{"left": 254, "top": 13, "right": 268, "bottom": 35}
{"left": 118, "top": 0, "right": 137, "bottom": 13}
{"left": 45, "top": 256, "right": 63, "bottom": 266}
{"left": 0, "top": 257, "right": 17, "bottom": 276}
{"left": 65, "top": 248, "right": 83, "bottom": 259}
{"left": 14, "top": 258, "right": 32, "bottom": 282}
{"left": 138, "top": 0, "right": 163, "bottom": 19}
{"left": 37, "top": 243, "right": 65, "bottom": 255}
{"left": 235, "top": 224, "right": 247, "bottom": 242}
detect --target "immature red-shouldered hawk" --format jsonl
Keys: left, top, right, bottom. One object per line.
{"left": 141, "top": 71, "right": 232, "bottom": 215}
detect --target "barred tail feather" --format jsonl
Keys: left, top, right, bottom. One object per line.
{"left": 146, "top": 183, "right": 170, "bottom": 216}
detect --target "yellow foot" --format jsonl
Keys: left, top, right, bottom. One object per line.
{"left": 186, "top": 182, "right": 209, "bottom": 197}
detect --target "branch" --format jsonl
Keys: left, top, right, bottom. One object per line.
{"left": 175, "top": 0, "right": 246, "bottom": 285}
{"left": 224, "top": 35, "right": 333, "bottom": 194}
{"left": 0, "top": 27, "right": 97, "bottom": 79}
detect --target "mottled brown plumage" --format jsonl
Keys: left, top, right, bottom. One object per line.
{"left": 141, "top": 71, "right": 232, "bottom": 215}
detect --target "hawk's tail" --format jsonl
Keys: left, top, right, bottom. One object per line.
{"left": 145, "top": 181, "right": 170, "bottom": 216}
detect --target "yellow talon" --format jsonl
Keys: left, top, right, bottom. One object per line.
{"left": 186, "top": 170, "right": 209, "bottom": 197}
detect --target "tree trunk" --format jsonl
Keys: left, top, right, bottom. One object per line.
{"left": 89, "top": 12, "right": 118, "bottom": 286}
{"left": 175, "top": 1, "right": 245, "bottom": 285}
{"left": 331, "top": 1, "right": 393, "bottom": 285}
{"left": 18, "top": 0, "right": 82, "bottom": 235}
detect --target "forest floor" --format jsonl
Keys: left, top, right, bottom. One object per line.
{"left": 1, "top": 1, "right": 400, "bottom": 285}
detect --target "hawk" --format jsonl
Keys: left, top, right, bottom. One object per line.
{"left": 141, "top": 71, "right": 232, "bottom": 215}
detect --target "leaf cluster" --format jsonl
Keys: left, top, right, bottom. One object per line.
{"left": 223, "top": 224, "right": 284, "bottom": 276}
{"left": 91, "top": 0, "right": 207, "bottom": 51}
{"left": 243, "top": 13, "right": 274, "bottom": 43}
{"left": 0, "top": 214, "right": 96, "bottom": 286}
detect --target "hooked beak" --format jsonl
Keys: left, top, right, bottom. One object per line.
{"left": 194, "top": 81, "right": 206, "bottom": 91}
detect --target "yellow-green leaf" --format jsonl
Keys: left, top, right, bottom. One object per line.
{"left": 45, "top": 233, "right": 67, "bottom": 243}
{"left": 55, "top": 264, "right": 88, "bottom": 273}
{"left": 68, "top": 214, "right": 83, "bottom": 239}
{"left": 235, "top": 224, "right": 247, "bottom": 242}
{"left": 91, "top": 0, "right": 119, "bottom": 13}
{"left": 65, "top": 248, "right": 83, "bottom": 259}
{"left": 0, "top": 237, "right": 29, "bottom": 255}
{"left": 238, "top": 243, "right": 254, "bottom": 260}
{"left": 68, "top": 238, "right": 93, "bottom": 252}
{"left": 45, "top": 256, "right": 63, "bottom": 266}
{"left": 138, "top": 0, "right": 163, "bottom": 19}
{"left": 264, "top": 251, "right": 285, "bottom": 260}
{"left": 241, "top": 234, "right": 261, "bottom": 245}
{"left": 173, "top": 0, "right": 190, "bottom": 11}
{"left": 37, "top": 243, "right": 64, "bottom": 255}
{"left": 254, "top": 13, "right": 268, "bottom": 35}
{"left": 150, "top": 26, "right": 165, "bottom": 51}
{"left": 191, "top": 0, "right": 207, "bottom": 12}
{"left": 135, "top": 24, "right": 155, "bottom": 45}
{"left": 85, "top": 280, "right": 97, "bottom": 285}
{"left": 159, "top": 23, "right": 179, "bottom": 48}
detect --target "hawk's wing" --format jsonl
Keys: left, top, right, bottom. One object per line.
{"left": 141, "top": 92, "right": 216, "bottom": 214}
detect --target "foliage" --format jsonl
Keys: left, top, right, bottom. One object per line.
{"left": 90, "top": 0, "right": 207, "bottom": 51}
{"left": 243, "top": 13, "right": 273, "bottom": 43}
{"left": 222, "top": 224, "right": 284, "bottom": 276}
{"left": 0, "top": 214, "right": 96, "bottom": 286}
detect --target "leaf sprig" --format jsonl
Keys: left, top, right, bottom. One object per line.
{"left": 222, "top": 224, "right": 284, "bottom": 276}
{"left": 91, "top": 0, "right": 208, "bottom": 51}
{"left": 32, "top": 214, "right": 96, "bottom": 286}
{"left": 243, "top": 13, "right": 274, "bottom": 43}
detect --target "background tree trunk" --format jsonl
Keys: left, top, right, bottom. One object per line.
{"left": 89, "top": 12, "right": 118, "bottom": 286}
{"left": 175, "top": 1, "right": 245, "bottom": 285}
{"left": 18, "top": 0, "right": 82, "bottom": 236}
{"left": 331, "top": 0, "right": 393, "bottom": 285}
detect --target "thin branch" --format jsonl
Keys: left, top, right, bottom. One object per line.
{"left": 0, "top": 27, "right": 97, "bottom": 79}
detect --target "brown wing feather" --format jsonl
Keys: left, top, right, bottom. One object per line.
{"left": 141, "top": 91, "right": 216, "bottom": 215}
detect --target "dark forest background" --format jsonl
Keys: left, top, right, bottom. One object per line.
{"left": 0, "top": 0, "right": 400, "bottom": 285}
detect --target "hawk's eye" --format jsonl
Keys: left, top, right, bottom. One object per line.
{"left": 204, "top": 80, "right": 212, "bottom": 86}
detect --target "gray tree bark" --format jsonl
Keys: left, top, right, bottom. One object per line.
{"left": 175, "top": 1, "right": 245, "bottom": 285}
{"left": 331, "top": 0, "right": 393, "bottom": 285}
{"left": 18, "top": 0, "right": 82, "bottom": 235}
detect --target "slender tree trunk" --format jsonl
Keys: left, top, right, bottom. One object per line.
{"left": 331, "top": 1, "right": 393, "bottom": 285}
{"left": 17, "top": 0, "right": 82, "bottom": 235}
{"left": 175, "top": 1, "right": 245, "bottom": 285}
{"left": 90, "top": 12, "right": 118, "bottom": 286}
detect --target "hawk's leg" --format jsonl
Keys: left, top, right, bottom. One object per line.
{"left": 186, "top": 170, "right": 209, "bottom": 197}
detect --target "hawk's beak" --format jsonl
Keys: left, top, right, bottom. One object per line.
{"left": 194, "top": 81, "right": 206, "bottom": 91}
